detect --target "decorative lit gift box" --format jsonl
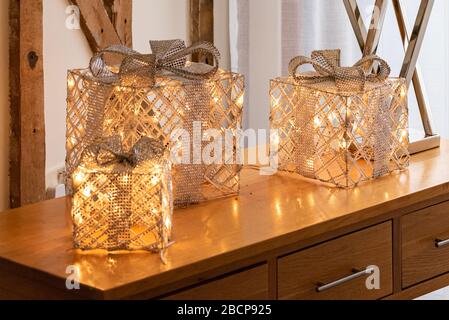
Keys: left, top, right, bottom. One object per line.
{"left": 270, "top": 50, "right": 410, "bottom": 188}
{"left": 71, "top": 136, "right": 173, "bottom": 260}
{"left": 67, "top": 40, "right": 244, "bottom": 206}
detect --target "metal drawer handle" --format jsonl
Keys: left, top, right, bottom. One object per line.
{"left": 435, "top": 238, "right": 449, "bottom": 248}
{"left": 316, "top": 267, "right": 375, "bottom": 293}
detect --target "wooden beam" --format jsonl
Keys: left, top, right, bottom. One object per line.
{"left": 111, "top": 0, "right": 133, "bottom": 48}
{"left": 7, "top": 0, "right": 132, "bottom": 209}
{"left": 102, "top": 0, "right": 115, "bottom": 20}
{"left": 190, "top": 0, "right": 214, "bottom": 64}
{"left": 102, "top": 0, "right": 132, "bottom": 47}
{"left": 71, "top": 0, "right": 122, "bottom": 51}
{"left": 9, "top": 0, "right": 46, "bottom": 208}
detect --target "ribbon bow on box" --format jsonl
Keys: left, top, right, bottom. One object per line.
{"left": 82, "top": 136, "right": 166, "bottom": 170}
{"left": 89, "top": 39, "right": 221, "bottom": 87}
{"left": 288, "top": 49, "right": 391, "bottom": 92}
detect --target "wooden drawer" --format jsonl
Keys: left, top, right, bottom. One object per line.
{"left": 163, "top": 264, "right": 268, "bottom": 300}
{"left": 402, "top": 201, "right": 449, "bottom": 288}
{"left": 278, "top": 222, "right": 393, "bottom": 300}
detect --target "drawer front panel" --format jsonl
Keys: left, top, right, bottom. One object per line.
{"left": 163, "top": 264, "right": 268, "bottom": 300}
{"left": 278, "top": 222, "right": 393, "bottom": 300}
{"left": 402, "top": 201, "right": 449, "bottom": 288}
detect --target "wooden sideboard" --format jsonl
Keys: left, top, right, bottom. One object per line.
{"left": 2, "top": 142, "right": 449, "bottom": 300}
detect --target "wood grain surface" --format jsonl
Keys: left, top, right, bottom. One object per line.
{"left": 0, "top": 142, "right": 449, "bottom": 299}
{"left": 278, "top": 222, "right": 393, "bottom": 300}
{"left": 9, "top": 0, "right": 46, "bottom": 208}
{"left": 402, "top": 201, "right": 449, "bottom": 288}
{"left": 163, "top": 264, "right": 268, "bottom": 300}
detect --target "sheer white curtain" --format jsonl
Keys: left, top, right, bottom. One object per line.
{"left": 229, "top": 0, "right": 360, "bottom": 134}
{"left": 229, "top": 0, "right": 449, "bottom": 138}
{"left": 281, "top": 0, "right": 362, "bottom": 74}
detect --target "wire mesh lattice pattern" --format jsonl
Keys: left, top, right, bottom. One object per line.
{"left": 71, "top": 157, "right": 173, "bottom": 254}
{"left": 270, "top": 77, "right": 410, "bottom": 188}
{"left": 67, "top": 68, "right": 244, "bottom": 206}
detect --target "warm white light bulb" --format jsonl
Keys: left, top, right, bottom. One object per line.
{"left": 237, "top": 95, "right": 244, "bottom": 106}
{"left": 401, "top": 130, "right": 408, "bottom": 138}
{"left": 75, "top": 212, "right": 83, "bottom": 225}
{"left": 122, "top": 174, "right": 129, "bottom": 183}
{"left": 73, "top": 170, "right": 85, "bottom": 186}
{"left": 150, "top": 175, "right": 159, "bottom": 186}
{"left": 400, "top": 129, "right": 408, "bottom": 142}
{"left": 69, "top": 136, "right": 77, "bottom": 147}
{"left": 82, "top": 186, "right": 92, "bottom": 197}
{"left": 400, "top": 87, "right": 407, "bottom": 98}
{"left": 67, "top": 77, "right": 75, "bottom": 89}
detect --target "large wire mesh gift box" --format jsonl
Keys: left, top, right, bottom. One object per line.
{"left": 66, "top": 40, "right": 244, "bottom": 206}
{"left": 270, "top": 50, "right": 410, "bottom": 188}
{"left": 71, "top": 136, "right": 173, "bottom": 260}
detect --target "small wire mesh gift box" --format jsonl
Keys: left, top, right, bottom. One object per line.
{"left": 270, "top": 50, "right": 410, "bottom": 188}
{"left": 71, "top": 135, "right": 173, "bottom": 259}
{"left": 67, "top": 40, "right": 244, "bottom": 207}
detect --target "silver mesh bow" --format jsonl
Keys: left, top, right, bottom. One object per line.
{"left": 288, "top": 49, "right": 391, "bottom": 92}
{"left": 89, "top": 40, "right": 221, "bottom": 87}
{"left": 82, "top": 136, "right": 166, "bottom": 170}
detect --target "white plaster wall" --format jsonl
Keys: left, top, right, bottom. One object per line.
{"left": 43, "top": 0, "right": 93, "bottom": 188}
{"left": 133, "top": 0, "right": 189, "bottom": 53}
{"left": 248, "top": 0, "right": 282, "bottom": 136}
